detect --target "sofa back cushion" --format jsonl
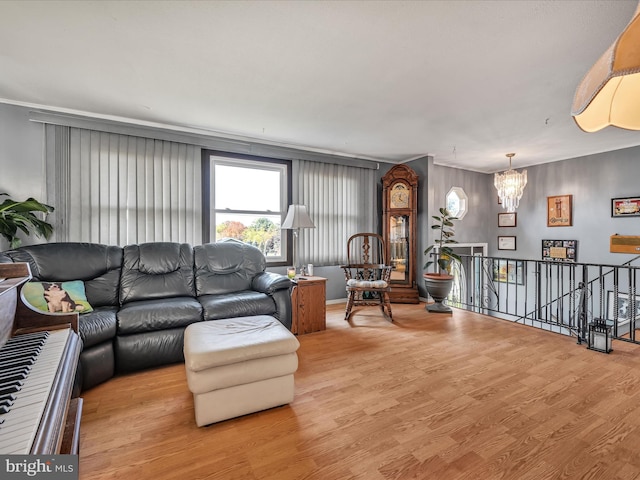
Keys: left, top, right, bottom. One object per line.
{"left": 194, "top": 240, "right": 266, "bottom": 295}
{"left": 120, "top": 242, "right": 195, "bottom": 304}
{"left": 3, "top": 243, "right": 123, "bottom": 307}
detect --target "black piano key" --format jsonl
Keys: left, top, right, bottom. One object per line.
{"left": 0, "top": 341, "right": 44, "bottom": 353}
{"left": 5, "top": 330, "right": 48, "bottom": 341}
{"left": 0, "top": 365, "right": 31, "bottom": 382}
{"left": 3, "top": 332, "right": 47, "bottom": 347}
{"left": 0, "top": 373, "right": 27, "bottom": 386}
{"left": 0, "top": 347, "right": 42, "bottom": 362}
{"left": 0, "top": 357, "right": 35, "bottom": 371}
{"left": 0, "top": 384, "right": 20, "bottom": 397}
{"left": 2, "top": 334, "right": 45, "bottom": 345}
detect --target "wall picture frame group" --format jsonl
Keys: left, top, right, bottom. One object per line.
{"left": 547, "top": 194, "right": 572, "bottom": 227}
{"left": 542, "top": 239, "right": 577, "bottom": 262}
{"left": 611, "top": 196, "right": 640, "bottom": 217}
{"left": 498, "top": 212, "right": 517, "bottom": 227}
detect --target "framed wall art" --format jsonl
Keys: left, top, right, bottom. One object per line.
{"left": 498, "top": 212, "right": 517, "bottom": 227}
{"left": 547, "top": 195, "right": 572, "bottom": 227}
{"left": 542, "top": 239, "right": 577, "bottom": 262}
{"left": 611, "top": 196, "right": 640, "bottom": 217}
{"left": 498, "top": 236, "right": 516, "bottom": 250}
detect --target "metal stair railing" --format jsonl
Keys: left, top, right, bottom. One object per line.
{"left": 443, "top": 253, "right": 640, "bottom": 345}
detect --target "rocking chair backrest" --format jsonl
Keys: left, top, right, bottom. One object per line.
{"left": 346, "top": 233, "right": 387, "bottom": 267}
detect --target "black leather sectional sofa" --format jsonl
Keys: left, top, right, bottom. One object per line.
{"left": 0, "top": 240, "right": 292, "bottom": 391}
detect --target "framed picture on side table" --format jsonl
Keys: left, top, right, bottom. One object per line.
{"left": 498, "top": 236, "right": 516, "bottom": 250}
{"left": 498, "top": 212, "right": 517, "bottom": 227}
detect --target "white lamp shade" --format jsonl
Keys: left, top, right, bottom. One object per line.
{"left": 281, "top": 205, "right": 315, "bottom": 229}
{"left": 572, "top": 3, "right": 640, "bottom": 132}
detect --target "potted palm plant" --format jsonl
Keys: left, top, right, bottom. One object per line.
{"left": 423, "top": 207, "right": 460, "bottom": 313}
{"left": 0, "top": 193, "right": 54, "bottom": 249}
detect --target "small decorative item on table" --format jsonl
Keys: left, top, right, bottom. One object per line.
{"left": 287, "top": 267, "right": 296, "bottom": 279}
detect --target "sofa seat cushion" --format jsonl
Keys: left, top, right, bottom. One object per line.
{"left": 115, "top": 328, "right": 186, "bottom": 373}
{"left": 79, "top": 306, "right": 118, "bottom": 348}
{"left": 117, "top": 297, "right": 203, "bottom": 334}
{"left": 198, "top": 291, "right": 276, "bottom": 321}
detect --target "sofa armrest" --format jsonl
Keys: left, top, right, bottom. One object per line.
{"left": 252, "top": 272, "right": 292, "bottom": 295}
{"left": 252, "top": 272, "right": 293, "bottom": 330}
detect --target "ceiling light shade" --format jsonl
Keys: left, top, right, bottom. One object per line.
{"left": 572, "top": 2, "right": 640, "bottom": 132}
{"left": 494, "top": 153, "right": 527, "bottom": 213}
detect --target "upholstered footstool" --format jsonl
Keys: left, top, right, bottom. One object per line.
{"left": 183, "top": 315, "right": 300, "bottom": 426}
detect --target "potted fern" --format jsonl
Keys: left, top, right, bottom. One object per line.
{"left": 0, "top": 193, "right": 54, "bottom": 249}
{"left": 423, "top": 207, "right": 460, "bottom": 313}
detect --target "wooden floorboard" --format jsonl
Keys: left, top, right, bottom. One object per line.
{"left": 79, "top": 303, "right": 640, "bottom": 479}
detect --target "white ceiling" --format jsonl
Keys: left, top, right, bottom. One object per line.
{"left": 1, "top": 0, "right": 639, "bottom": 173}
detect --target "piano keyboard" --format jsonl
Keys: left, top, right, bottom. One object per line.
{"left": 0, "top": 329, "right": 72, "bottom": 454}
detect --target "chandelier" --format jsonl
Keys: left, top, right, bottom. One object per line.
{"left": 494, "top": 153, "right": 527, "bottom": 213}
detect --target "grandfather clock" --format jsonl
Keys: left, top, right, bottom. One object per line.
{"left": 382, "top": 164, "right": 419, "bottom": 303}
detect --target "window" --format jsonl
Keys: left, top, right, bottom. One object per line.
{"left": 206, "top": 152, "right": 290, "bottom": 263}
{"left": 446, "top": 186, "right": 468, "bottom": 220}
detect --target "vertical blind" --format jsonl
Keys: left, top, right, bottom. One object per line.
{"left": 45, "top": 125, "right": 202, "bottom": 246}
{"left": 296, "top": 160, "right": 376, "bottom": 266}
{"left": 44, "top": 124, "right": 375, "bottom": 257}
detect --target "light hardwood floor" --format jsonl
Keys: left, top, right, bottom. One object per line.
{"left": 79, "top": 303, "right": 640, "bottom": 479}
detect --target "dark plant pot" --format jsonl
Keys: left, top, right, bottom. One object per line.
{"left": 424, "top": 273, "right": 454, "bottom": 313}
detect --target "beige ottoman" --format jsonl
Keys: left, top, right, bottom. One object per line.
{"left": 184, "top": 315, "right": 300, "bottom": 426}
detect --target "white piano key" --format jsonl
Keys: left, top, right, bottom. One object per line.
{"left": 0, "top": 329, "right": 70, "bottom": 454}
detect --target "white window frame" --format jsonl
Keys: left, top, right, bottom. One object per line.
{"left": 446, "top": 186, "right": 469, "bottom": 220}
{"left": 208, "top": 153, "right": 289, "bottom": 264}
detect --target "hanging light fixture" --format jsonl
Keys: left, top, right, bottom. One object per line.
{"left": 494, "top": 153, "right": 527, "bottom": 213}
{"left": 572, "top": 2, "right": 640, "bottom": 132}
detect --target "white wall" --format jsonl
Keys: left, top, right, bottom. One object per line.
{"left": 0, "top": 104, "right": 45, "bottom": 201}
{"left": 0, "top": 104, "right": 47, "bottom": 248}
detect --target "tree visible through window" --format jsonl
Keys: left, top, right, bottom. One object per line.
{"left": 208, "top": 153, "right": 289, "bottom": 263}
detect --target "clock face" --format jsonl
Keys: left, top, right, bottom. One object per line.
{"left": 390, "top": 183, "right": 410, "bottom": 208}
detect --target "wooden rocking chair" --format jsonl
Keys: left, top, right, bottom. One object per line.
{"left": 340, "top": 233, "right": 393, "bottom": 321}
